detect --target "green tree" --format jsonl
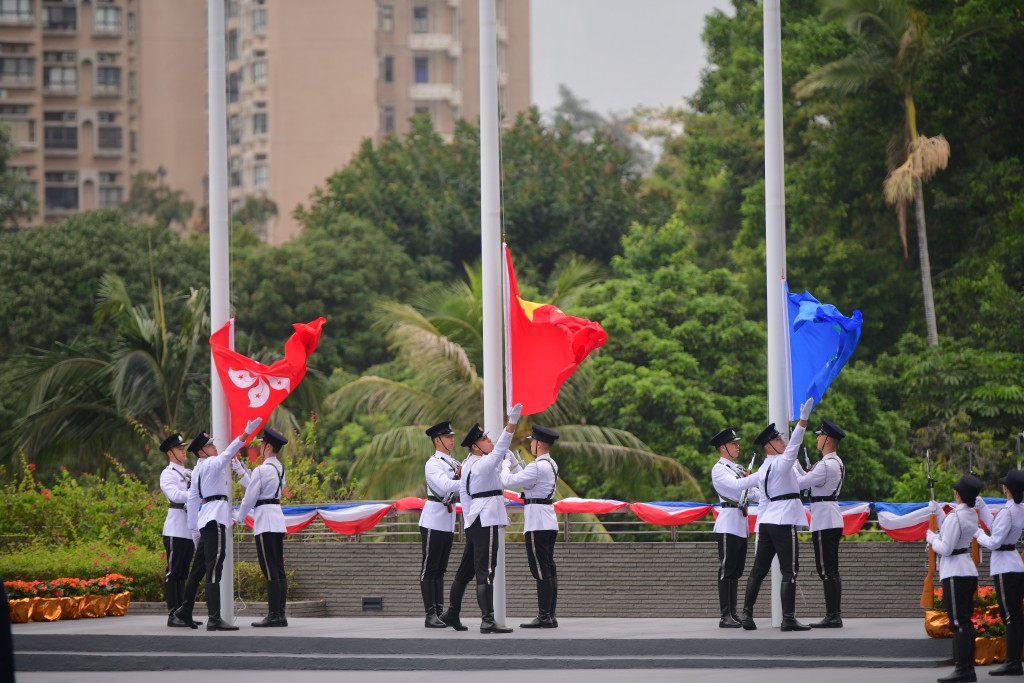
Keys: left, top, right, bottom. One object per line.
{"left": 123, "top": 171, "right": 196, "bottom": 231}
{"left": 232, "top": 194, "right": 278, "bottom": 234}
{"left": 0, "top": 121, "right": 37, "bottom": 228}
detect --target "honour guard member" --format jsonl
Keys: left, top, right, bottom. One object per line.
{"left": 797, "top": 419, "right": 847, "bottom": 628}
{"left": 174, "top": 417, "right": 262, "bottom": 631}
{"left": 974, "top": 470, "right": 1024, "bottom": 677}
{"left": 502, "top": 425, "right": 561, "bottom": 629}
{"left": 233, "top": 427, "right": 289, "bottom": 627}
{"left": 159, "top": 432, "right": 196, "bottom": 627}
{"left": 739, "top": 397, "right": 815, "bottom": 632}
{"left": 709, "top": 427, "right": 760, "bottom": 628}
{"left": 420, "top": 420, "right": 463, "bottom": 629}
{"left": 927, "top": 474, "right": 981, "bottom": 683}
{"left": 441, "top": 403, "right": 522, "bottom": 634}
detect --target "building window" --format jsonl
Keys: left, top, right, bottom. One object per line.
{"left": 225, "top": 0, "right": 239, "bottom": 19}
{"left": 252, "top": 8, "right": 266, "bottom": 34}
{"left": 97, "top": 125, "right": 122, "bottom": 150}
{"left": 43, "top": 125, "right": 77, "bottom": 151}
{"left": 94, "top": 5, "right": 122, "bottom": 34}
{"left": 126, "top": 11, "right": 135, "bottom": 38}
{"left": 228, "top": 114, "right": 241, "bottom": 144}
{"left": 253, "top": 162, "right": 268, "bottom": 188}
{"left": 226, "top": 29, "right": 238, "bottom": 60}
{"left": 0, "top": 56, "right": 34, "bottom": 87}
{"left": 252, "top": 111, "right": 267, "bottom": 136}
{"left": 129, "top": 129, "right": 137, "bottom": 155}
{"left": 98, "top": 185, "right": 122, "bottom": 208}
{"left": 45, "top": 185, "right": 79, "bottom": 211}
{"left": 127, "top": 70, "right": 136, "bottom": 99}
{"left": 96, "top": 66, "right": 121, "bottom": 95}
{"left": 229, "top": 157, "right": 242, "bottom": 188}
{"left": 381, "top": 55, "right": 393, "bottom": 83}
{"left": 0, "top": 0, "right": 33, "bottom": 23}
{"left": 414, "top": 56, "right": 428, "bottom": 84}
{"left": 42, "top": 4, "right": 77, "bottom": 32}
{"left": 227, "top": 71, "right": 241, "bottom": 103}
{"left": 414, "top": 105, "right": 429, "bottom": 116}
{"left": 378, "top": 4, "right": 393, "bottom": 31}
{"left": 99, "top": 171, "right": 119, "bottom": 184}
{"left": 43, "top": 66, "right": 78, "bottom": 94}
{"left": 251, "top": 59, "right": 267, "bottom": 85}
{"left": 412, "top": 6, "right": 428, "bottom": 33}
{"left": 381, "top": 105, "right": 394, "bottom": 134}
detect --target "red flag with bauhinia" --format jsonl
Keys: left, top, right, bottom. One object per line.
{"left": 504, "top": 243, "right": 608, "bottom": 416}
{"left": 210, "top": 317, "right": 326, "bottom": 439}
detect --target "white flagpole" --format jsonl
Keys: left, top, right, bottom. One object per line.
{"left": 478, "top": 0, "right": 507, "bottom": 627}
{"left": 763, "top": 0, "right": 788, "bottom": 629}
{"left": 207, "top": 0, "right": 235, "bottom": 623}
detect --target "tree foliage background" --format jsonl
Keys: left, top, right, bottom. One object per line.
{"left": 0, "top": 0, "right": 1021, "bottom": 504}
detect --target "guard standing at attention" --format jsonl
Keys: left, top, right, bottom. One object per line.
{"left": 739, "top": 397, "right": 815, "bottom": 632}
{"left": 709, "top": 427, "right": 761, "bottom": 628}
{"left": 797, "top": 419, "right": 847, "bottom": 628}
{"left": 441, "top": 403, "right": 522, "bottom": 634}
{"left": 420, "top": 420, "right": 464, "bottom": 629}
{"left": 159, "top": 432, "right": 196, "bottom": 628}
{"left": 174, "top": 416, "right": 262, "bottom": 631}
{"left": 502, "top": 425, "right": 561, "bottom": 629}
{"left": 233, "top": 426, "right": 290, "bottom": 628}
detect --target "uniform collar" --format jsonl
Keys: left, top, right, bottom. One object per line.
{"left": 821, "top": 450, "right": 839, "bottom": 459}
{"left": 432, "top": 450, "right": 453, "bottom": 458}
{"left": 168, "top": 462, "right": 188, "bottom": 472}
{"left": 536, "top": 453, "right": 551, "bottom": 460}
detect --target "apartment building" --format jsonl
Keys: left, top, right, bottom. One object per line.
{"left": 1, "top": 0, "right": 530, "bottom": 243}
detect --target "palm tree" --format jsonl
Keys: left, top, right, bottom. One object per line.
{"left": 795, "top": 0, "right": 999, "bottom": 347}
{"left": 14, "top": 271, "right": 211, "bottom": 476}
{"left": 327, "top": 258, "right": 700, "bottom": 508}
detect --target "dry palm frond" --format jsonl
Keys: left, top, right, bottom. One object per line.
{"left": 883, "top": 158, "right": 914, "bottom": 205}
{"left": 911, "top": 134, "right": 950, "bottom": 181}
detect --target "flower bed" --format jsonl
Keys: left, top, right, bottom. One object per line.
{"left": 6, "top": 574, "right": 133, "bottom": 623}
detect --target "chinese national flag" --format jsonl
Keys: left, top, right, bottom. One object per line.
{"left": 210, "top": 317, "right": 326, "bottom": 438}
{"left": 504, "top": 244, "right": 607, "bottom": 416}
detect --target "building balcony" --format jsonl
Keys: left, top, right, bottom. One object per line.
{"left": 43, "top": 84, "right": 78, "bottom": 97}
{"left": 408, "top": 33, "right": 454, "bottom": 52}
{"left": 93, "top": 83, "right": 122, "bottom": 97}
{"left": 409, "top": 82, "right": 460, "bottom": 106}
{"left": 0, "top": 74, "right": 34, "bottom": 89}
{"left": 0, "top": 11, "right": 34, "bottom": 26}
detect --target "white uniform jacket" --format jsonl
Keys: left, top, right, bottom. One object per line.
{"left": 186, "top": 436, "right": 247, "bottom": 531}
{"left": 459, "top": 428, "right": 514, "bottom": 529}
{"left": 420, "top": 451, "right": 463, "bottom": 533}
{"left": 233, "top": 457, "right": 286, "bottom": 535}
{"left": 160, "top": 463, "right": 192, "bottom": 539}
{"left": 928, "top": 502, "right": 980, "bottom": 580}
{"left": 711, "top": 457, "right": 760, "bottom": 538}
{"left": 796, "top": 452, "right": 844, "bottom": 532}
{"left": 975, "top": 499, "right": 1024, "bottom": 576}
{"left": 502, "top": 454, "right": 559, "bottom": 532}
{"left": 754, "top": 424, "right": 808, "bottom": 528}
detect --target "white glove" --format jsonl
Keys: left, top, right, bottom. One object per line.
{"left": 977, "top": 497, "right": 988, "bottom": 508}
{"left": 245, "top": 417, "right": 263, "bottom": 435}
{"left": 191, "top": 530, "right": 201, "bottom": 548}
{"left": 231, "top": 457, "right": 246, "bottom": 473}
{"left": 508, "top": 403, "right": 523, "bottom": 425}
{"left": 926, "top": 530, "right": 936, "bottom": 543}
{"left": 928, "top": 500, "right": 940, "bottom": 514}
{"left": 799, "top": 398, "right": 814, "bottom": 421}
{"left": 975, "top": 528, "right": 986, "bottom": 540}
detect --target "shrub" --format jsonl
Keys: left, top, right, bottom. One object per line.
{"left": 0, "top": 543, "right": 164, "bottom": 600}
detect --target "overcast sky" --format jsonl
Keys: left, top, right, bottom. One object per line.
{"left": 530, "top": 0, "right": 734, "bottom": 116}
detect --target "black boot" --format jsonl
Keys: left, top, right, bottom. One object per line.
{"left": 439, "top": 581, "right": 469, "bottom": 631}
{"left": 166, "top": 581, "right": 189, "bottom": 627}
{"left": 810, "top": 576, "right": 844, "bottom": 628}
{"left": 172, "top": 599, "right": 201, "bottom": 630}
{"left": 521, "top": 580, "right": 556, "bottom": 628}
{"left": 277, "top": 578, "right": 288, "bottom": 627}
{"left": 549, "top": 576, "right": 559, "bottom": 628}
{"left": 433, "top": 578, "right": 445, "bottom": 623}
{"left": 718, "top": 578, "right": 741, "bottom": 628}
{"left": 729, "top": 578, "right": 740, "bottom": 622}
{"left": 938, "top": 631, "right": 977, "bottom": 682}
{"left": 477, "top": 583, "right": 513, "bottom": 634}
{"left": 739, "top": 575, "right": 761, "bottom": 631}
{"left": 421, "top": 580, "right": 447, "bottom": 628}
{"left": 780, "top": 581, "right": 810, "bottom": 632}
{"left": 252, "top": 580, "right": 286, "bottom": 627}
{"left": 205, "top": 586, "right": 238, "bottom": 631}
{"left": 990, "top": 620, "right": 1023, "bottom": 676}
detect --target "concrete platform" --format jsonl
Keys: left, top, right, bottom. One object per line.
{"left": 13, "top": 616, "right": 952, "bottom": 672}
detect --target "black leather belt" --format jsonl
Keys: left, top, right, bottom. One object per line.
{"left": 523, "top": 498, "right": 554, "bottom": 505}
{"left": 255, "top": 498, "right": 280, "bottom": 507}
{"left": 168, "top": 502, "right": 185, "bottom": 510}
{"left": 202, "top": 495, "right": 228, "bottom": 503}
{"left": 769, "top": 493, "right": 801, "bottom": 502}
{"left": 998, "top": 544, "right": 1018, "bottom": 552}
{"left": 427, "top": 495, "right": 444, "bottom": 503}
{"left": 810, "top": 496, "right": 839, "bottom": 503}
{"left": 470, "top": 490, "right": 502, "bottom": 499}
{"left": 950, "top": 548, "right": 970, "bottom": 556}
{"left": 719, "top": 502, "right": 740, "bottom": 508}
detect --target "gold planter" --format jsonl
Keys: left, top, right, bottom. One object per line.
{"left": 80, "top": 594, "right": 111, "bottom": 618}
{"left": 925, "top": 610, "right": 953, "bottom": 639}
{"left": 57, "top": 595, "right": 84, "bottom": 620}
{"left": 29, "top": 597, "right": 63, "bottom": 622}
{"left": 975, "top": 636, "right": 1006, "bottom": 666}
{"left": 8, "top": 598, "right": 34, "bottom": 623}
{"left": 106, "top": 591, "right": 131, "bottom": 617}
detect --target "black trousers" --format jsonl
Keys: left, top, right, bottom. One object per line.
{"left": 163, "top": 535, "right": 194, "bottom": 582}
{"left": 255, "top": 532, "right": 285, "bottom": 582}
{"left": 200, "top": 520, "right": 228, "bottom": 586}
{"left": 525, "top": 530, "right": 558, "bottom": 581}
{"left": 181, "top": 538, "right": 206, "bottom": 602}
{"left": 811, "top": 528, "right": 842, "bottom": 579}
{"left": 942, "top": 575, "right": 978, "bottom": 634}
{"left": 749, "top": 523, "right": 799, "bottom": 584}
{"left": 716, "top": 532, "right": 748, "bottom": 581}
{"left": 453, "top": 520, "right": 501, "bottom": 585}
{"left": 995, "top": 571, "right": 1024, "bottom": 628}
{"left": 419, "top": 527, "right": 455, "bottom": 582}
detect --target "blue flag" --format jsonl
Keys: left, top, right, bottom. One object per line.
{"left": 787, "top": 284, "right": 863, "bottom": 420}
